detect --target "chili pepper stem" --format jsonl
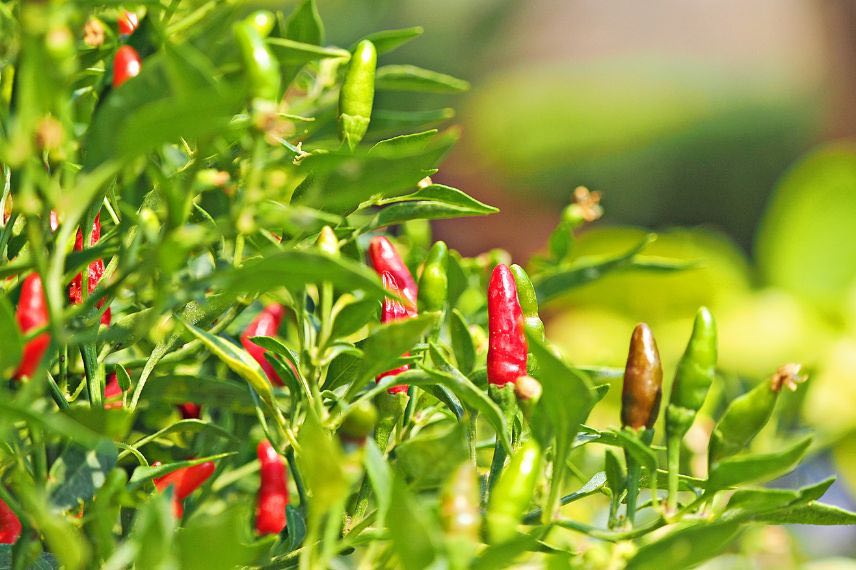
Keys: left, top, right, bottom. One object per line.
{"left": 666, "top": 432, "right": 682, "bottom": 514}
{"left": 486, "top": 439, "right": 507, "bottom": 498}
{"left": 623, "top": 429, "right": 653, "bottom": 526}
{"left": 286, "top": 448, "right": 307, "bottom": 513}
{"left": 81, "top": 344, "right": 103, "bottom": 408}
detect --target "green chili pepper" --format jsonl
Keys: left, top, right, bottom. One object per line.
{"left": 509, "top": 264, "right": 544, "bottom": 341}
{"left": 234, "top": 20, "right": 281, "bottom": 101}
{"left": 665, "top": 306, "right": 717, "bottom": 512}
{"left": 317, "top": 225, "right": 340, "bottom": 256}
{"left": 338, "top": 39, "right": 376, "bottom": 150}
{"left": 246, "top": 10, "right": 276, "bottom": 38}
{"left": 417, "top": 241, "right": 448, "bottom": 313}
{"left": 486, "top": 438, "right": 542, "bottom": 544}
{"left": 666, "top": 306, "right": 718, "bottom": 440}
{"left": 339, "top": 400, "right": 378, "bottom": 444}
{"left": 441, "top": 462, "right": 481, "bottom": 569}
{"left": 708, "top": 363, "right": 805, "bottom": 466}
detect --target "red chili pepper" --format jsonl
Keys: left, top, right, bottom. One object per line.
{"left": 0, "top": 498, "right": 22, "bottom": 544}
{"left": 118, "top": 10, "right": 139, "bottom": 36}
{"left": 154, "top": 461, "right": 216, "bottom": 519}
{"left": 487, "top": 264, "right": 527, "bottom": 387}
{"left": 69, "top": 214, "right": 110, "bottom": 326}
{"left": 368, "top": 236, "right": 417, "bottom": 316}
{"left": 104, "top": 371, "right": 123, "bottom": 409}
{"left": 178, "top": 403, "right": 201, "bottom": 419}
{"left": 241, "top": 304, "right": 286, "bottom": 386}
{"left": 376, "top": 272, "right": 410, "bottom": 394}
{"left": 255, "top": 439, "right": 288, "bottom": 535}
{"left": 14, "top": 274, "right": 50, "bottom": 380}
{"left": 113, "top": 45, "right": 141, "bottom": 88}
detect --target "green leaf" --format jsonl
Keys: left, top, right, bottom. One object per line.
{"left": 752, "top": 502, "right": 856, "bottom": 525}
{"left": 534, "top": 235, "right": 654, "bottom": 304}
{"left": 706, "top": 436, "right": 812, "bottom": 491}
{"left": 370, "top": 108, "right": 455, "bottom": 137}
{"left": 375, "top": 65, "right": 470, "bottom": 93}
{"left": 387, "top": 475, "right": 441, "bottom": 570}
{"left": 722, "top": 477, "right": 837, "bottom": 522}
{"left": 371, "top": 184, "right": 498, "bottom": 228}
{"left": 179, "top": 319, "right": 276, "bottom": 408}
{"left": 470, "top": 531, "right": 542, "bottom": 570}
{"left": 296, "top": 411, "right": 347, "bottom": 512}
{"left": 395, "top": 423, "right": 468, "bottom": 488}
{"left": 0, "top": 293, "right": 22, "bottom": 377}
{"left": 425, "top": 345, "right": 512, "bottom": 452}
{"left": 449, "top": 309, "right": 475, "bottom": 374}
{"left": 526, "top": 332, "right": 594, "bottom": 517}
{"left": 144, "top": 375, "right": 256, "bottom": 413}
{"left": 364, "top": 438, "right": 393, "bottom": 521}
{"left": 285, "top": 0, "right": 324, "bottom": 45}
{"left": 625, "top": 521, "right": 740, "bottom": 570}
{"left": 48, "top": 441, "right": 118, "bottom": 511}
{"left": 267, "top": 38, "right": 349, "bottom": 65}
{"left": 284, "top": 505, "right": 307, "bottom": 552}
{"left": 352, "top": 313, "right": 438, "bottom": 388}
{"left": 362, "top": 27, "right": 424, "bottom": 55}
{"left": 604, "top": 448, "right": 625, "bottom": 496}
{"left": 216, "top": 250, "right": 389, "bottom": 301}
{"left": 324, "top": 348, "right": 363, "bottom": 391}
{"left": 177, "top": 504, "right": 257, "bottom": 570}
{"left": 118, "top": 491, "right": 178, "bottom": 569}
{"left": 330, "top": 297, "right": 378, "bottom": 340}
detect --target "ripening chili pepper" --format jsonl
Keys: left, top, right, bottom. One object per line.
{"left": 154, "top": 461, "right": 216, "bottom": 518}
{"left": 234, "top": 20, "right": 281, "bottom": 101}
{"left": 178, "top": 403, "right": 201, "bottom": 419}
{"left": 509, "top": 264, "right": 544, "bottom": 342}
{"left": 338, "top": 39, "right": 377, "bottom": 150}
{"left": 708, "top": 363, "right": 805, "bottom": 466}
{"left": 486, "top": 439, "right": 542, "bottom": 544}
{"left": 666, "top": 307, "right": 718, "bottom": 440}
{"left": 246, "top": 10, "right": 276, "bottom": 38}
{"left": 417, "top": 241, "right": 448, "bottom": 313}
{"left": 621, "top": 323, "right": 663, "bottom": 430}
{"left": 368, "top": 236, "right": 417, "bottom": 315}
{"left": 118, "top": 10, "right": 139, "bottom": 36}
{"left": 241, "top": 304, "right": 286, "bottom": 386}
{"left": 14, "top": 274, "right": 50, "bottom": 380}
{"left": 112, "top": 45, "right": 141, "bottom": 88}
{"left": 0, "top": 498, "right": 21, "bottom": 544}
{"left": 440, "top": 463, "right": 481, "bottom": 541}
{"left": 69, "top": 214, "right": 110, "bottom": 325}
{"left": 487, "top": 264, "right": 527, "bottom": 387}
{"left": 377, "top": 272, "right": 410, "bottom": 395}
{"left": 256, "top": 439, "right": 288, "bottom": 535}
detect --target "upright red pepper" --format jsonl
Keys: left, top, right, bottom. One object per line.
{"left": 118, "top": 10, "right": 139, "bottom": 36}
{"left": 113, "top": 45, "right": 141, "bottom": 88}
{"left": 487, "top": 264, "right": 527, "bottom": 387}
{"left": 241, "top": 304, "right": 286, "bottom": 386}
{"left": 255, "top": 440, "right": 288, "bottom": 535}
{"left": 368, "top": 236, "right": 417, "bottom": 316}
{"left": 376, "top": 272, "right": 410, "bottom": 394}
{"left": 154, "top": 461, "right": 216, "bottom": 519}
{"left": 178, "top": 403, "right": 201, "bottom": 419}
{"left": 69, "top": 214, "right": 110, "bottom": 325}
{"left": 0, "top": 498, "right": 22, "bottom": 544}
{"left": 14, "top": 274, "right": 50, "bottom": 380}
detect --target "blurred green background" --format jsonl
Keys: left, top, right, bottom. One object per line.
{"left": 319, "top": 0, "right": 856, "bottom": 562}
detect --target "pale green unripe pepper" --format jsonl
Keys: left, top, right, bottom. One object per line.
{"left": 338, "top": 39, "right": 376, "bottom": 150}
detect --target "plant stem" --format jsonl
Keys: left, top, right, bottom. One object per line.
{"left": 667, "top": 432, "right": 681, "bottom": 513}
{"left": 486, "top": 438, "right": 507, "bottom": 499}
{"left": 624, "top": 428, "right": 653, "bottom": 526}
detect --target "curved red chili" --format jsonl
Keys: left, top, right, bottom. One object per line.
{"left": 113, "top": 45, "right": 141, "bottom": 88}
{"left": 368, "top": 236, "right": 417, "bottom": 316}
{"left": 118, "top": 11, "right": 139, "bottom": 36}
{"left": 154, "top": 461, "right": 216, "bottom": 518}
{"left": 178, "top": 403, "right": 201, "bottom": 419}
{"left": 255, "top": 439, "right": 288, "bottom": 535}
{"left": 487, "top": 264, "right": 527, "bottom": 387}
{"left": 377, "top": 272, "right": 410, "bottom": 394}
{"left": 0, "top": 498, "right": 21, "bottom": 544}
{"left": 14, "top": 274, "right": 50, "bottom": 380}
{"left": 241, "top": 304, "right": 286, "bottom": 386}
{"left": 69, "top": 214, "right": 110, "bottom": 325}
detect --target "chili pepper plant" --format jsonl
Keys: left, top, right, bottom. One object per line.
{"left": 0, "top": 2, "right": 853, "bottom": 569}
